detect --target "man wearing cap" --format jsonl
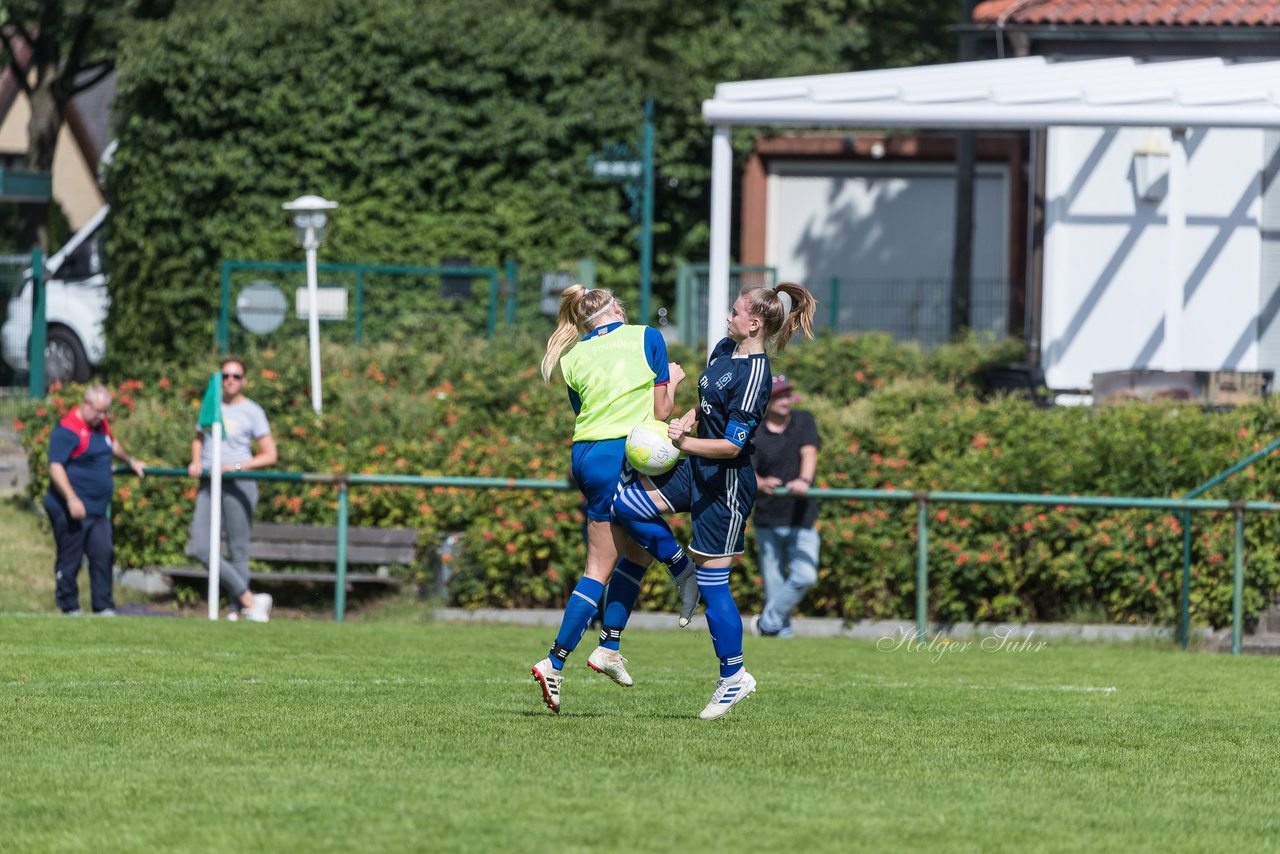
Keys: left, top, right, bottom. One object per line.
{"left": 750, "top": 374, "right": 822, "bottom": 637}
{"left": 45, "top": 385, "right": 148, "bottom": 616}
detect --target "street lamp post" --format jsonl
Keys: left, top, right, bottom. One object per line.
{"left": 282, "top": 195, "right": 338, "bottom": 414}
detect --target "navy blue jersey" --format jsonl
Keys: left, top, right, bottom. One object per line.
{"left": 695, "top": 337, "right": 771, "bottom": 463}
{"left": 47, "top": 421, "right": 114, "bottom": 516}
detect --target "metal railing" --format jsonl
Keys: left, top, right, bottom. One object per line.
{"left": 1179, "top": 436, "right": 1280, "bottom": 653}
{"left": 125, "top": 467, "right": 1277, "bottom": 648}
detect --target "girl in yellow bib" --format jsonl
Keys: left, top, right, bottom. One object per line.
{"left": 530, "top": 285, "right": 694, "bottom": 714}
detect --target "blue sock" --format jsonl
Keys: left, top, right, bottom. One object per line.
{"left": 601, "top": 558, "right": 648, "bottom": 649}
{"left": 697, "top": 565, "right": 744, "bottom": 678}
{"left": 550, "top": 576, "right": 605, "bottom": 670}
{"left": 612, "top": 484, "right": 684, "bottom": 565}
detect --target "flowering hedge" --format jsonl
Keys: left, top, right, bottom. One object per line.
{"left": 15, "top": 331, "right": 1280, "bottom": 628}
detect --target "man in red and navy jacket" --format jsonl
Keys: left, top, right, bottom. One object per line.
{"left": 45, "top": 385, "right": 147, "bottom": 615}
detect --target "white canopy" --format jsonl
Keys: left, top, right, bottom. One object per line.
{"left": 699, "top": 55, "right": 1280, "bottom": 357}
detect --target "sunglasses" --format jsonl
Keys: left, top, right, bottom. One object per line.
{"left": 222, "top": 372, "right": 244, "bottom": 380}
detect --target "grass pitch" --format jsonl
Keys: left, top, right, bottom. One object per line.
{"left": 2, "top": 617, "right": 1277, "bottom": 852}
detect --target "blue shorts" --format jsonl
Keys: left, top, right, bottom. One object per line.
{"left": 649, "top": 457, "right": 756, "bottom": 559}
{"left": 571, "top": 438, "right": 626, "bottom": 522}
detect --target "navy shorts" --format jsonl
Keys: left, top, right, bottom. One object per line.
{"left": 571, "top": 438, "right": 627, "bottom": 522}
{"left": 649, "top": 457, "right": 756, "bottom": 559}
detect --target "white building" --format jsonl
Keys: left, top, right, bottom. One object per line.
{"left": 704, "top": 1, "right": 1280, "bottom": 394}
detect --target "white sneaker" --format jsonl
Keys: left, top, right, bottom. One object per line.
{"left": 226, "top": 610, "right": 241, "bottom": 621}
{"left": 586, "top": 646, "right": 633, "bottom": 687}
{"left": 675, "top": 563, "right": 700, "bottom": 628}
{"left": 699, "top": 670, "right": 757, "bottom": 720}
{"left": 531, "top": 658, "right": 563, "bottom": 714}
{"left": 247, "top": 593, "right": 272, "bottom": 623}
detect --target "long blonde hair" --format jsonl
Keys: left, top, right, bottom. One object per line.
{"left": 741, "top": 281, "right": 817, "bottom": 352}
{"left": 540, "top": 285, "right": 624, "bottom": 381}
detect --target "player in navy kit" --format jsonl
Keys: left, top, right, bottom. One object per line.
{"left": 612, "top": 282, "right": 816, "bottom": 719}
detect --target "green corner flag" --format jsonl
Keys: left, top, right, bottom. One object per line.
{"left": 197, "top": 372, "right": 224, "bottom": 430}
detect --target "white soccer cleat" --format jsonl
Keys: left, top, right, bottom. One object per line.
{"left": 531, "top": 658, "right": 563, "bottom": 714}
{"left": 698, "top": 670, "right": 757, "bottom": 720}
{"left": 675, "top": 564, "right": 700, "bottom": 628}
{"left": 247, "top": 593, "right": 273, "bottom": 623}
{"left": 586, "top": 646, "right": 633, "bottom": 687}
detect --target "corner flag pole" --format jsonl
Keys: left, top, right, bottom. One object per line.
{"left": 198, "top": 374, "right": 224, "bottom": 621}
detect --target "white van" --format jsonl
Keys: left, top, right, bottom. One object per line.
{"left": 0, "top": 204, "right": 109, "bottom": 384}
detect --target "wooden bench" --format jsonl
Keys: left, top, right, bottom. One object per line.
{"left": 154, "top": 522, "right": 420, "bottom": 589}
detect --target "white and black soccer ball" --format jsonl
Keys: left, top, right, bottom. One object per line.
{"left": 625, "top": 420, "right": 681, "bottom": 476}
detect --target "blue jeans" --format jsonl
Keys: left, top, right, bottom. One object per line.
{"left": 756, "top": 526, "right": 819, "bottom": 637}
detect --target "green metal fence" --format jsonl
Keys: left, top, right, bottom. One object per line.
{"left": 674, "top": 264, "right": 1010, "bottom": 350}
{"left": 674, "top": 262, "right": 775, "bottom": 350}
{"left": 0, "top": 249, "right": 44, "bottom": 395}
{"left": 1178, "top": 436, "right": 1280, "bottom": 652}
{"left": 125, "top": 467, "right": 1278, "bottom": 648}
{"left": 217, "top": 260, "right": 517, "bottom": 353}
{"left": 824, "top": 276, "right": 1010, "bottom": 347}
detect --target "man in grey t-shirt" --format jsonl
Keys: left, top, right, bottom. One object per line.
{"left": 186, "top": 357, "right": 279, "bottom": 621}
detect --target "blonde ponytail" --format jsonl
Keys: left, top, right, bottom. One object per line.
{"left": 741, "top": 282, "right": 817, "bottom": 353}
{"left": 539, "top": 285, "right": 620, "bottom": 381}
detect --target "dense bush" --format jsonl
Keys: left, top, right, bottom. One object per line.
{"left": 104, "top": 0, "right": 959, "bottom": 366}
{"left": 15, "top": 333, "right": 1280, "bottom": 628}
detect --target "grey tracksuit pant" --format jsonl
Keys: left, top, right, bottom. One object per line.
{"left": 187, "top": 480, "right": 259, "bottom": 604}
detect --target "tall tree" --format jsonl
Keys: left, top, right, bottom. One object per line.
{"left": 0, "top": 0, "right": 173, "bottom": 250}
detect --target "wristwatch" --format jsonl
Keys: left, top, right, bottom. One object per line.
{"left": 233, "top": 462, "right": 243, "bottom": 472}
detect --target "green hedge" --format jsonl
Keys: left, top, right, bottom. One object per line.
{"left": 103, "top": 0, "right": 959, "bottom": 367}
{"left": 15, "top": 332, "right": 1280, "bottom": 628}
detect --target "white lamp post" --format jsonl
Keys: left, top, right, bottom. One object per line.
{"left": 282, "top": 194, "right": 338, "bottom": 414}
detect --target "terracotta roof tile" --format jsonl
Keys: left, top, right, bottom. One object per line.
{"left": 972, "top": 0, "right": 1280, "bottom": 27}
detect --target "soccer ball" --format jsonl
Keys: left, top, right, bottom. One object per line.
{"left": 625, "top": 420, "right": 681, "bottom": 476}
